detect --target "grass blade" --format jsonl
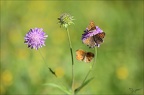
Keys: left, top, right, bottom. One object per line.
{"left": 75, "top": 77, "right": 94, "bottom": 94}
{"left": 44, "top": 83, "right": 71, "bottom": 94}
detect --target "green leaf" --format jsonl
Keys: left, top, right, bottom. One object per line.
{"left": 48, "top": 68, "right": 57, "bottom": 77}
{"left": 74, "top": 77, "right": 95, "bottom": 94}
{"left": 44, "top": 83, "right": 71, "bottom": 94}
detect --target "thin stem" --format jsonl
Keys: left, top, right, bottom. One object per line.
{"left": 66, "top": 28, "right": 74, "bottom": 65}
{"left": 92, "top": 47, "right": 97, "bottom": 68}
{"left": 66, "top": 28, "right": 74, "bottom": 94}
{"left": 81, "top": 47, "right": 97, "bottom": 85}
{"left": 39, "top": 50, "right": 69, "bottom": 91}
{"left": 81, "top": 70, "right": 91, "bottom": 85}
{"left": 39, "top": 50, "right": 57, "bottom": 77}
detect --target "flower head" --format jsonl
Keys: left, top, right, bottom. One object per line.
{"left": 82, "top": 25, "right": 105, "bottom": 48}
{"left": 24, "top": 28, "right": 48, "bottom": 50}
{"left": 58, "top": 13, "right": 74, "bottom": 28}
{"left": 82, "top": 26, "right": 103, "bottom": 40}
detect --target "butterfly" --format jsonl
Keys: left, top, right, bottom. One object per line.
{"left": 84, "top": 21, "right": 96, "bottom": 32}
{"left": 87, "top": 21, "right": 96, "bottom": 31}
{"left": 83, "top": 32, "right": 105, "bottom": 48}
{"left": 83, "top": 21, "right": 105, "bottom": 47}
{"left": 76, "top": 49, "right": 94, "bottom": 63}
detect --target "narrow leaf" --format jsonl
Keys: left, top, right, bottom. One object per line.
{"left": 49, "top": 68, "right": 57, "bottom": 77}
{"left": 44, "top": 83, "right": 71, "bottom": 94}
{"left": 75, "top": 77, "right": 94, "bottom": 94}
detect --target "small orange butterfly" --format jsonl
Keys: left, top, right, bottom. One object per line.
{"left": 87, "top": 21, "right": 96, "bottom": 31}
{"left": 76, "top": 49, "right": 95, "bottom": 63}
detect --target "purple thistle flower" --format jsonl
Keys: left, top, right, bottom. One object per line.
{"left": 82, "top": 26, "right": 105, "bottom": 48}
{"left": 82, "top": 26, "right": 103, "bottom": 40}
{"left": 24, "top": 28, "right": 48, "bottom": 50}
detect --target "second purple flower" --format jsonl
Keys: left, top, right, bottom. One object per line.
{"left": 82, "top": 21, "right": 105, "bottom": 48}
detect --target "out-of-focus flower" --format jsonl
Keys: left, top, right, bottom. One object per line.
{"left": 58, "top": 13, "right": 74, "bottom": 28}
{"left": 0, "top": 85, "right": 5, "bottom": 95}
{"left": 1, "top": 70, "right": 13, "bottom": 86}
{"left": 55, "top": 67, "right": 65, "bottom": 78}
{"left": 24, "top": 28, "right": 48, "bottom": 50}
{"left": 116, "top": 67, "right": 128, "bottom": 80}
{"left": 82, "top": 22, "right": 105, "bottom": 48}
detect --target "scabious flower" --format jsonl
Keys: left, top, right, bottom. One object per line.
{"left": 82, "top": 26, "right": 105, "bottom": 48}
{"left": 24, "top": 28, "right": 48, "bottom": 50}
{"left": 58, "top": 13, "right": 74, "bottom": 28}
{"left": 82, "top": 26, "right": 103, "bottom": 40}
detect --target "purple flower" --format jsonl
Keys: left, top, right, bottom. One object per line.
{"left": 24, "top": 28, "right": 48, "bottom": 50}
{"left": 82, "top": 26, "right": 105, "bottom": 48}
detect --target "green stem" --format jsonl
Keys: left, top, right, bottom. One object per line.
{"left": 39, "top": 50, "right": 70, "bottom": 92}
{"left": 39, "top": 50, "right": 57, "bottom": 77}
{"left": 66, "top": 28, "right": 74, "bottom": 94}
{"left": 66, "top": 28, "right": 74, "bottom": 65}
{"left": 81, "top": 47, "right": 97, "bottom": 85}
{"left": 81, "top": 70, "right": 91, "bottom": 85}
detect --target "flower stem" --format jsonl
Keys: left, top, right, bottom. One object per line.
{"left": 39, "top": 50, "right": 57, "bottom": 77}
{"left": 66, "top": 28, "right": 74, "bottom": 94}
{"left": 66, "top": 28, "right": 74, "bottom": 65}
{"left": 81, "top": 69, "right": 91, "bottom": 85}
{"left": 81, "top": 47, "right": 97, "bottom": 85}
{"left": 91, "top": 47, "right": 97, "bottom": 69}
{"left": 39, "top": 50, "right": 69, "bottom": 92}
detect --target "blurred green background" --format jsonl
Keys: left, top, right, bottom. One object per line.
{"left": 0, "top": 1, "right": 143, "bottom": 95}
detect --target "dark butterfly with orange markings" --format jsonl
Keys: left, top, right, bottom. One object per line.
{"left": 76, "top": 49, "right": 94, "bottom": 63}
{"left": 83, "top": 32, "right": 105, "bottom": 48}
{"left": 83, "top": 21, "right": 105, "bottom": 48}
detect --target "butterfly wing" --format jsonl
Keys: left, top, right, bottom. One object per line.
{"left": 83, "top": 32, "right": 105, "bottom": 48}
{"left": 76, "top": 49, "right": 86, "bottom": 61}
{"left": 98, "top": 32, "right": 105, "bottom": 39}
{"left": 87, "top": 21, "right": 96, "bottom": 31}
{"left": 83, "top": 36, "right": 97, "bottom": 48}
{"left": 93, "top": 32, "right": 105, "bottom": 44}
{"left": 84, "top": 52, "right": 95, "bottom": 63}
{"left": 76, "top": 49, "right": 94, "bottom": 63}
